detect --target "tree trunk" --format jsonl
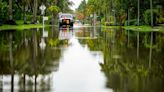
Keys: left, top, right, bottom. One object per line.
{"left": 23, "top": 5, "right": 27, "bottom": 24}
{"left": 137, "top": 0, "right": 140, "bottom": 26}
{"left": 150, "top": 0, "right": 153, "bottom": 26}
{"left": 9, "top": 33, "right": 14, "bottom": 92}
{"left": 52, "top": 1, "right": 57, "bottom": 25}
{"left": 32, "top": 0, "right": 38, "bottom": 23}
{"left": 9, "top": 0, "right": 13, "bottom": 20}
{"left": 128, "top": 9, "right": 130, "bottom": 26}
{"left": 51, "top": 13, "right": 55, "bottom": 25}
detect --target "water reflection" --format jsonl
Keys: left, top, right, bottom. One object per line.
{"left": 137, "top": 31, "right": 140, "bottom": 59}
{"left": 9, "top": 32, "right": 14, "bottom": 92}
{"left": 59, "top": 28, "right": 73, "bottom": 40}
{"left": 0, "top": 28, "right": 62, "bottom": 91}
{"left": 53, "top": 28, "right": 110, "bottom": 92}
{"left": 40, "top": 27, "right": 48, "bottom": 50}
{"left": 100, "top": 28, "right": 164, "bottom": 92}
{"left": 0, "top": 27, "right": 164, "bottom": 92}
{"left": 149, "top": 32, "right": 153, "bottom": 68}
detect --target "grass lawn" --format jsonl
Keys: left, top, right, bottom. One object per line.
{"left": 0, "top": 20, "right": 53, "bottom": 30}
{"left": 0, "top": 24, "right": 43, "bottom": 30}
{"left": 123, "top": 26, "right": 164, "bottom": 32}
{"left": 102, "top": 25, "right": 164, "bottom": 32}
{"left": 124, "top": 26, "right": 152, "bottom": 32}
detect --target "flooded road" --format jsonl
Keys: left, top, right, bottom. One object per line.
{"left": 0, "top": 26, "right": 164, "bottom": 92}
{"left": 53, "top": 36, "right": 108, "bottom": 92}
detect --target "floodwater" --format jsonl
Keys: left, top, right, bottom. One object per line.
{"left": 0, "top": 26, "right": 164, "bottom": 92}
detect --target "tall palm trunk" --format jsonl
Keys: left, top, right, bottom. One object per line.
{"left": 137, "top": 0, "right": 140, "bottom": 26}
{"left": 51, "top": 13, "right": 55, "bottom": 25}
{"left": 32, "top": 0, "right": 38, "bottom": 23}
{"left": 9, "top": 0, "right": 13, "bottom": 20}
{"left": 23, "top": 5, "right": 27, "bottom": 24}
{"left": 52, "top": 0, "right": 57, "bottom": 25}
{"left": 150, "top": 0, "right": 153, "bottom": 26}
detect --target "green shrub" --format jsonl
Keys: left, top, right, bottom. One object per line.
{"left": 26, "top": 15, "right": 42, "bottom": 23}
{"left": 0, "top": 0, "right": 8, "bottom": 20}
{"left": 16, "top": 20, "right": 24, "bottom": 25}
{"left": 143, "top": 9, "right": 158, "bottom": 25}
{"left": 104, "top": 22, "right": 114, "bottom": 26}
{"left": 13, "top": 5, "right": 22, "bottom": 20}
{"left": 124, "top": 19, "right": 138, "bottom": 26}
{"left": 101, "top": 17, "right": 106, "bottom": 25}
{"left": 157, "top": 18, "right": 164, "bottom": 24}
{"left": 101, "top": 16, "right": 115, "bottom": 26}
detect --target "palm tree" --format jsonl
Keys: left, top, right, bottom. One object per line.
{"left": 48, "top": 5, "right": 60, "bottom": 25}
{"left": 57, "top": 0, "right": 74, "bottom": 12}
{"left": 48, "top": 0, "right": 60, "bottom": 25}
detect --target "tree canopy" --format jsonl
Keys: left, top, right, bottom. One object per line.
{"left": 0, "top": 0, "right": 73, "bottom": 24}
{"left": 76, "top": 0, "right": 164, "bottom": 26}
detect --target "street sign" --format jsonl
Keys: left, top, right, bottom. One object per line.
{"left": 40, "top": 4, "right": 46, "bottom": 15}
{"left": 39, "top": 4, "right": 46, "bottom": 11}
{"left": 43, "top": 17, "right": 48, "bottom": 21}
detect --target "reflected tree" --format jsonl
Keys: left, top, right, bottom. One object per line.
{"left": 9, "top": 32, "right": 14, "bottom": 92}
{"left": 99, "top": 28, "right": 164, "bottom": 92}
{"left": 0, "top": 29, "right": 62, "bottom": 91}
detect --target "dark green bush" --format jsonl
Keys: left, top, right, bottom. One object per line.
{"left": 104, "top": 22, "right": 114, "bottom": 26}
{"left": 157, "top": 18, "right": 164, "bottom": 24}
{"left": 26, "top": 15, "right": 42, "bottom": 23}
{"left": 0, "top": 0, "right": 8, "bottom": 20}
{"left": 143, "top": 9, "right": 158, "bottom": 25}
{"left": 124, "top": 19, "right": 138, "bottom": 26}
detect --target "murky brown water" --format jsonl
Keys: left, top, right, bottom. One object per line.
{"left": 0, "top": 26, "right": 164, "bottom": 92}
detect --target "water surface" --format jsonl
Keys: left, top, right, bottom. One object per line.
{"left": 0, "top": 26, "right": 164, "bottom": 92}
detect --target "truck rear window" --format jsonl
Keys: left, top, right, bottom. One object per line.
{"left": 61, "top": 15, "right": 72, "bottom": 18}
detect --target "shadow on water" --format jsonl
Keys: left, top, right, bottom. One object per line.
{"left": 99, "top": 28, "right": 164, "bottom": 92}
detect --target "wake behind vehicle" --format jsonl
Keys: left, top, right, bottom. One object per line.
{"left": 58, "top": 13, "right": 74, "bottom": 28}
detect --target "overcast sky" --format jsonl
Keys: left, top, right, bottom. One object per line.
{"left": 69, "top": 0, "right": 87, "bottom": 11}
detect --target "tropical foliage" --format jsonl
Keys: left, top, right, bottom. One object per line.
{"left": 77, "top": 0, "right": 164, "bottom": 26}
{"left": 0, "top": 0, "right": 73, "bottom": 24}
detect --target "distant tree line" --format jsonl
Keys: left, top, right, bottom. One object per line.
{"left": 76, "top": 0, "right": 164, "bottom": 26}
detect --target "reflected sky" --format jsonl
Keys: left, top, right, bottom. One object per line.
{"left": 53, "top": 27, "right": 112, "bottom": 92}
{"left": 53, "top": 37, "right": 111, "bottom": 92}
